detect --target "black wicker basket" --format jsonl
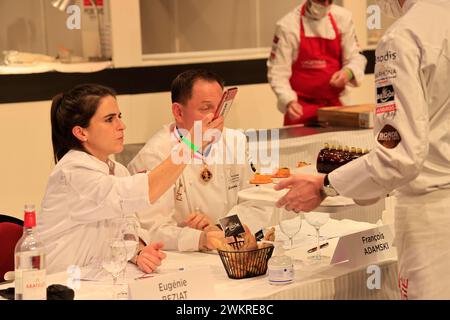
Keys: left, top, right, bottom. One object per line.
{"left": 217, "top": 241, "right": 274, "bottom": 279}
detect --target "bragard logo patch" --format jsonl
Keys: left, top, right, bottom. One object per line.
{"left": 377, "top": 125, "right": 401, "bottom": 149}
{"left": 376, "top": 104, "right": 397, "bottom": 115}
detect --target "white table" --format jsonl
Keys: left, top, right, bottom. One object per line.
{"left": 1, "top": 219, "right": 400, "bottom": 300}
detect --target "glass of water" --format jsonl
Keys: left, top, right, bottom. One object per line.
{"left": 305, "top": 212, "right": 330, "bottom": 261}
{"left": 275, "top": 206, "right": 302, "bottom": 249}
{"left": 102, "top": 238, "right": 128, "bottom": 299}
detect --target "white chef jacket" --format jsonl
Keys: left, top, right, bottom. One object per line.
{"left": 329, "top": 0, "right": 450, "bottom": 199}
{"left": 37, "top": 150, "right": 151, "bottom": 274}
{"left": 267, "top": 2, "right": 367, "bottom": 113}
{"left": 329, "top": 0, "right": 450, "bottom": 299}
{"left": 128, "top": 124, "right": 253, "bottom": 252}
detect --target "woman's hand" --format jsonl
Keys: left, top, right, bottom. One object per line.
{"left": 137, "top": 242, "right": 167, "bottom": 274}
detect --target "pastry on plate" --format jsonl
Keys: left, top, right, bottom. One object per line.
{"left": 272, "top": 167, "right": 290, "bottom": 178}
{"left": 296, "top": 161, "right": 311, "bottom": 168}
{"left": 249, "top": 173, "right": 273, "bottom": 184}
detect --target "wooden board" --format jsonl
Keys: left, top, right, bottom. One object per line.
{"left": 317, "top": 104, "right": 375, "bottom": 128}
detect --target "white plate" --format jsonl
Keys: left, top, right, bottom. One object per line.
{"left": 238, "top": 185, "right": 354, "bottom": 207}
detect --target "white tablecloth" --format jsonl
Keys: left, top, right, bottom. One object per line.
{"left": 0, "top": 219, "right": 400, "bottom": 300}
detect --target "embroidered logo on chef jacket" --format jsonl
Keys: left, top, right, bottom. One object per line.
{"left": 270, "top": 35, "right": 280, "bottom": 60}
{"left": 377, "top": 124, "right": 402, "bottom": 149}
{"left": 175, "top": 179, "right": 184, "bottom": 201}
{"left": 377, "top": 84, "right": 395, "bottom": 104}
{"left": 227, "top": 172, "right": 240, "bottom": 190}
{"left": 376, "top": 84, "right": 397, "bottom": 119}
{"left": 375, "top": 67, "right": 397, "bottom": 84}
{"left": 375, "top": 50, "right": 397, "bottom": 64}
{"left": 301, "top": 60, "right": 327, "bottom": 69}
{"left": 398, "top": 275, "right": 409, "bottom": 300}
{"left": 376, "top": 105, "right": 397, "bottom": 120}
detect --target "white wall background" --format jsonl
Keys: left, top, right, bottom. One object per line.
{"left": 0, "top": 79, "right": 374, "bottom": 219}
{"left": 0, "top": 0, "right": 376, "bottom": 219}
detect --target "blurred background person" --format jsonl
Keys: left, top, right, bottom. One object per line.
{"left": 267, "top": 0, "right": 367, "bottom": 125}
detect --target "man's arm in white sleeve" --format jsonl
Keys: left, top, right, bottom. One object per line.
{"left": 340, "top": 12, "right": 367, "bottom": 87}
{"left": 267, "top": 24, "right": 299, "bottom": 114}
{"left": 329, "top": 31, "right": 429, "bottom": 200}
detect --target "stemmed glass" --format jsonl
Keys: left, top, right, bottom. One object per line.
{"left": 102, "top": 237, "right": 128, "bottom": 299}
{"left": 305, "top": 212, "right": 330, "bottom": 261}
{"left": 121, "top": 216, "right": 140, "bottom": 260}
{"left": 275, "top": 206, "right": 302, "bottom": 249}
{"left": 112, "top": 216, "right": 140, "bottom": 298}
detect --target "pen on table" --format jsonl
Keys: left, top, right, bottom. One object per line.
{"left": 134, "top": 274, "right": 155, "bottom": 280}
{"left": 307, "top": 242, "right": 329, "bottom": 253}
{"left": 134, "top": 267, "right": 185, "bottom": 280}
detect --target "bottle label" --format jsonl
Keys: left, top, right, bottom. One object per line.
{"left": 15, "top": 269, "right": 46, "bottom": 300}
{"left": 268, "top": 265, "right": 294, "bottom": 285}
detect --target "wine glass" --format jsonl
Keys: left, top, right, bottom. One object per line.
{"left": 121, "top": 216, "right": 140, "bottom": 260}
{"left": 110, "top": 216, "right": 139, "bottom": 260}
{"left": 102, "top": 238, "right": 128, "bottom": 299}
{"left": 305, "top": 212, "right": 330, "bottom": 261}
{"left": 112, "top": 216, "right": 139, "bottom": 298}
{"left": 275, "top": 206, "right": 302, "bottom": 249}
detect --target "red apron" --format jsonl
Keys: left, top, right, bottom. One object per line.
{"left": 284, "top": 5, "right": 343, "bottom": 126}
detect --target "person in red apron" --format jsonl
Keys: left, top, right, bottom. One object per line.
{"left": 286, "top": 3, "right": 346, "bottom": 125}
{"left": 267, "top": 0, "right": 366, "bottom": 126}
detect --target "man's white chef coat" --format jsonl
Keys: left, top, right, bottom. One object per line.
{"left": 37, "top": 150, "right": 151, "bottom": 274}
{"left": 128, "top": 124, "right": 253, "bottom": 252}
{"left": 329, "top": 0, "right": 450, "bottom": 199}
{"left": 267, "top": 1, "right": 367, "bottom": 113}
{"left": 329, "top": 0, "right": 450, "bottom": 299}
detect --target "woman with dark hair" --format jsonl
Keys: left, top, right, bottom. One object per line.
{"left": 37, "top": 83, "right": 223, "bottom": 274}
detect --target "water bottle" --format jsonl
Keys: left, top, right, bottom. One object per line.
{"left": 14, "top": 205, "right": 46, "bottom": 300}
{"left": 267, "top": 241, "right": 294, "bottom": 285}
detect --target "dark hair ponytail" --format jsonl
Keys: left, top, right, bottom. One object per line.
{"left": 50, "top": 84, "right": 116, "bottom": 163}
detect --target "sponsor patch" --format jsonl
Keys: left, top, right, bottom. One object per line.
{"left": 377, "top": 125, "right": 401, "bottom": 149}
{"left": 377, "top": 84, "right": 395, "bottom": 104}
{"left": 376, "top": 50, "right": 397, "bottom": 64}
{"left": 376, "top": 104, "right": 397, "bottom": 115}
{"left": 375, "top": 67, "right": 397, "bottom": 85}
{"left": 377, "top": 103, "right": 397, "bottom": 120}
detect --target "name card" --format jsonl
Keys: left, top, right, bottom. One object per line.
{"left": 331, "top": 225, "right": 396, "bottom": 267}
{"left": 128, "top": 267, "right": 215, "bottom": 300}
